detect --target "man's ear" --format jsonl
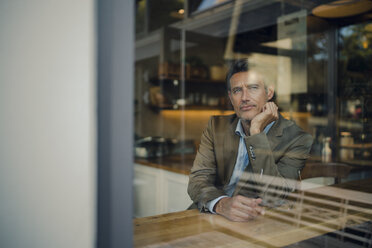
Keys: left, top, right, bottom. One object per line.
{"left": 228, "top": 91, "right": 233, "bottom": 103}
{"left": 267, "top": 85, "right": 274, "bottom": 101}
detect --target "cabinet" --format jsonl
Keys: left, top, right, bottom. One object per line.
{"left": 337, "top": 78, "right": 372, "bottom": 165}
{"left": 133, "top": 163, "right": 193, "bottom": 218}
{"left": 336, "top": 23, "right": 372, "bottom": 165}
{"left": 149, "top": 77, "right": 229, "bottom": 110}
{"left": 145, "top": 27, "right": 230, "bottom": 111}
{"left": 337, "top": 95, "right": 372, "bottom": 166}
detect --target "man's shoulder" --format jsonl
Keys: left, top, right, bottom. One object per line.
{"left": 208, "top": 114, "right": 238, "bottom": 133}
{"left": 278, "top": 115, "right": 313, "bottom": 144}
{"left": 281, "top": 117, "right": 308, "bottom": 134}
{"left": 209, "top": 114, "right": 237, "bottom": 128}
{"left": 210, "top": 114, "right": 237, "bottom": 121}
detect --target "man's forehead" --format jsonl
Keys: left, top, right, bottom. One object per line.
{"left": 230, "top": 71, "right": 264, "bottom": 85}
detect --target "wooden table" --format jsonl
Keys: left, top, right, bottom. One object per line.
{"left": 134, "top": 179, "right": 372, "bottom": 247}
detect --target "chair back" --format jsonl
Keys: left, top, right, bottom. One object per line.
{"left": 301, "top": 162, "right": 352, "bottom": 184}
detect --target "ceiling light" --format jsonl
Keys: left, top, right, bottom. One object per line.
{"left": 365, "top": 23, "right": 372, "bottom": 32}
{"left": 312, "top": 0, "right": 372, "bottom": 18}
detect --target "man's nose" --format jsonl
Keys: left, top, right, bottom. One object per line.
{"left": 241, "top": 88, "right": 250, "bottom": 101}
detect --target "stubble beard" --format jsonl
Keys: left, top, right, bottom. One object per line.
{"left": 239, "top": 117, "right": 251, "bottom": 136}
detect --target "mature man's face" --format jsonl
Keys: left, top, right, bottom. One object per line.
{"left": 228, "top": 71, "right": 274, "bottom": 122}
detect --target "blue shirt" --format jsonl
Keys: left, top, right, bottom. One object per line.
{"left": 206, "top": 120, "right": 275, "bottom": 213}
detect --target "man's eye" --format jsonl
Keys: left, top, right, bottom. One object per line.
{"left": 233, "top": 88, "right": 241, "bottom": 94}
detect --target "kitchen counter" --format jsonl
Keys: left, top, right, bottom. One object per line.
{"left": 136, "top": 154, "right": 372, "bottom": 176}
{"left": 135, "top": 154, "right": 196, "bottom": 175}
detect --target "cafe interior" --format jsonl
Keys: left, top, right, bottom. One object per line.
{"left": 2, "top": 0, "right": 372, "bottom": 247}
{"left": 133, "top": 0, "right": 372, "bottom": 247}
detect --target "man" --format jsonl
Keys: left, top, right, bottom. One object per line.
{"left": 187, "top": 59, "right": 313, "bottom": 222}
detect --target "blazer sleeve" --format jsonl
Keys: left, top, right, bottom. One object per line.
{"left": 235, "top": 129, "right": 313, "bottom": 208}
{"left": 187, "top": 117, "right": 225, "bottom": 212}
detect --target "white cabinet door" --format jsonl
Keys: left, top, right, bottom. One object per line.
{"left": 133, "top": 164, "right": 161, "bottom": 217}
{"left": 134, "top": 163, "right": 192, "bottom": 217}
{"left": 163, "top": 170, "right": 193, "bottom": 213}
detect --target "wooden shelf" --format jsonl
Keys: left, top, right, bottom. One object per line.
{"left": 340, "top": 143, "right": 372, "bottom": 149}
{"left": 155, "top": 76, "right": 226, "bottom": 84}
{"left": 152, "top": 105, "right": 231, "bottom": 111}
{"left": 340, "top": 159, "right": 372, "bottom": 167}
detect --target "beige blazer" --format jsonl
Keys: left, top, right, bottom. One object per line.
{"left": 188, "top": 113, "right": 313, "bottom": 211}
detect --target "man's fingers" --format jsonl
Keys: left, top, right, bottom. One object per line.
{"left": 235, "top": 196, "right": 264, "bottom": 216}
{"left": 235, "top": 203, "right": 259, "bottom": 217}
{"left": 267, "top": 102, "right": 277, "bottom": 114}
{"left": 255, "top": 198, "right": 263, "bottom": 204}
{"left": 270, "top": 103, "right": 278, "bottom": 119}
{"left": 230, "top": 208, "right": 256, "bottom": 221}
{"left": 217, "top": 196, "right": 266, "bottom": 221}
{"left": 264, "top": 102, "right": 279, "bottom": 120}
{"left": 237, "top": 195, "right": 260, "bottom": 206}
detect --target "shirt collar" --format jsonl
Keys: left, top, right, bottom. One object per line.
{"left": 235, "top": 119, "right": 275, "bottom": 137}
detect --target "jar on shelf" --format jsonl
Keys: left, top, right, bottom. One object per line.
{"left": 340, "top": 132, "right": 354, "bottom": 161}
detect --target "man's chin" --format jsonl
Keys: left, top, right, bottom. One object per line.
{"left": 238, "top": 115, "right": 254, "bottom": 122}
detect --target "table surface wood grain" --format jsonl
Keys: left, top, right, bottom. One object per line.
{"left": 134, "top": 179, "right": 372, "bottom": 247}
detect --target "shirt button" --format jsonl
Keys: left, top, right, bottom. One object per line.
{"left": 249, "top": 145, "right": 256, "bottom": 160}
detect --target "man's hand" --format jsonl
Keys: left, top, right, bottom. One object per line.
{"left": 215, "top": 195, "right": 265, "bottom": 222}
{"left": 250, "top": 102, "right": 278, "bottom": 135}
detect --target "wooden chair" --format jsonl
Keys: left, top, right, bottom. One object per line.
{"left": 300, "top": 162, "right": 353, "bottom": 184}
{"left": 294, "top": 162, "right": 354, "bottom": 233}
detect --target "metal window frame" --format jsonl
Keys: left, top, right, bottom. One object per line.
{"left": 97, "top": 0, "right": 134, "bottom": 247}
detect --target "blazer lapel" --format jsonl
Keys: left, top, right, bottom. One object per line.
{"left": 267, "top": 114, "right": 289, "bottom": 156}
{"left": 222, "top": 116, "right": 239, "bottom": 186}
{"left": 267, "top": 114, "right": 283, "bottom": 150}
{"left": 232, "top": 113, "right": 288, "bottom": 196}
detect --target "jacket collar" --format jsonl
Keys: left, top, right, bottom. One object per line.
{"left": 268, "top": 113, "right": 291, "bottom": 137}
{"left": 228, "top": 114, "right": 239, "bottom": 133}
{"left": 223, "top": 112, "right": 290, "bottom": 187}
{"left": 228, "top": 112, "right": 289, "bottom": 137}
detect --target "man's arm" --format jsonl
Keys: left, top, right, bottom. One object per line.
{"left": 187, "top": 117, "right": 226, "bottom": 211}
{"left": 188, "top": 120, "right": 266, "bottom": 220}
{"left": 234, "top": 102, "right": 313, "bottom": 207}
{"left": 239, "top": 130, "right": 313, "bottom": 207}
{"left": 188, "top": 116, "right": 268, "bottom": 220}
{"left": 214, "top": 128, "right": 312, "bottom": 220}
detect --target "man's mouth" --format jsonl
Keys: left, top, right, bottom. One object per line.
{"left": 240, "top": 105, "right": 256, "bottom": 111}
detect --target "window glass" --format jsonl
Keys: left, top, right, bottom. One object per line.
{"left": 134, "top": 1, "right": 372, "bottom": 246}
{"left": 338, "top": 22, "right": 372, "bottom": 166}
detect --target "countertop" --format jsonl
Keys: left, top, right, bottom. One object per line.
{"left": 135, "top": 154, "right": 195, "bottom": 175}
{"left": 135, "top": 153, "right": 372, "bottom": 178}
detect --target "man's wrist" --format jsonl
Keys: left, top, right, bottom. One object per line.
{"left": 215, "top": 196, "right": 230, "bottom": 214}
{"left": 250, "top": 127, "right": 261, "bottom": 135}
{"left": 206, "top": 195, "right": 228, "bottom": 213}
{"left": 214, "top": 198, "right": 223, "bottom": 214}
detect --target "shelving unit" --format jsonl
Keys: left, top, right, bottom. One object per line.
{"left": 154, "top": 77, "right": 229, "bottom": 110}
{"left": 140, "top": 26, "right": 231, "bottom": 111}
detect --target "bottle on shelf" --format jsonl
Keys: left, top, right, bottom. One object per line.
{"left": 322, "top": 137, "right": 332, "bottom": 163}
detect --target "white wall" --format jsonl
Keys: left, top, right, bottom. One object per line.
{"left": 0, "top": 1, "right": 96, "bottom": 248}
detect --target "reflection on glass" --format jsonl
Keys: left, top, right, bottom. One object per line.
{"left": 190, "top": 0, "right": 231, "bottom": 14}
{"left": 135, "top": 0, "right": 146, "bottom": 34}
{"left": 134, "top": 1, "right": 372, "bottom": 247}
{"left": 135, "top": 174, "right": 372, "bottom": 247}
{"left": 338, "top": 22, "right": 372, "bottom": 166}
{"left": 148, "top": 0, "right": 184, "bottom": 32}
